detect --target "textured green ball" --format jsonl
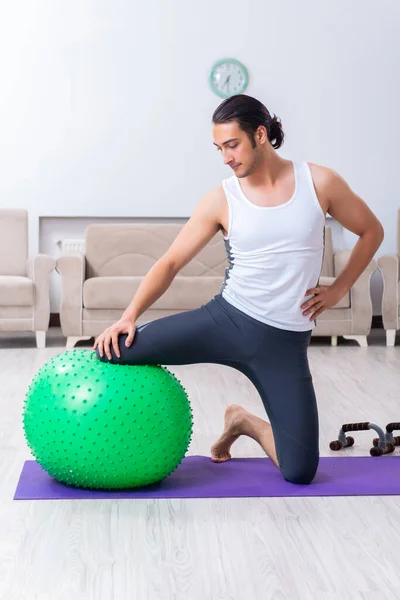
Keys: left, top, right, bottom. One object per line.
{"left": 23, "top": 349, "right": 193, "bottom": 489}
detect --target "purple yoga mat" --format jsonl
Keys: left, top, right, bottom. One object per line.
{"left": 14, "top": 455, "right": 400, "bottom": 500}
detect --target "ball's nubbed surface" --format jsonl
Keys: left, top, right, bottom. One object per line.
{"left": 23, "top": 349, "right": 193, "bottom": 489}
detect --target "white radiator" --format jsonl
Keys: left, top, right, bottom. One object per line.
{"left": 57, "top": 238, "right": 86, "bottom": 253}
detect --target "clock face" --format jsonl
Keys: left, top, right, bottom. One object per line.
{"left": 209, "top": 58, "right": 248, "bottom": 99}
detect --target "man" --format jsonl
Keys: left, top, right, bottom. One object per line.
{"left": 94, "top": 94, "right": 383, "bottom": 484}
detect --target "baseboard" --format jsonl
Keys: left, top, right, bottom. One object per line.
{"left": 372, "top": 315, "right": 383, "bottom": 329}
{"left": 49, "top": 313, "right": 385, "bottom": 329}
{"left": 50, "top": 313, "right": 60, "bottom": 327}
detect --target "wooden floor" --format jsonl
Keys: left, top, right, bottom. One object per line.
{"left": 0, "top": 328, "right": 399, "bottom": 600}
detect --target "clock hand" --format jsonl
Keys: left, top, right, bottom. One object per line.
{"left": 222, "top": 75, "right": 231, "bottom": 91}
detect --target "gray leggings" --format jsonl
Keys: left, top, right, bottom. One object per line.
{"left": 96, "top": 293, "right": 319, "bottom": 484}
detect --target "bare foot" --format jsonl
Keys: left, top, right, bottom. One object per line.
{"left": 211, "top": 404, "right": 248, "bottom": 463}
{"left": 210, "top": 403, "right": 279, "bottom": 467}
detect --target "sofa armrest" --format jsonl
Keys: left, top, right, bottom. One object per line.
{"left": 56, "top": 252, "right": 86, "bottom": 337}
{"left": 26, "top": 254, "right": 55, "bottom": 331}
{"left": 377, "top": 254, "right": 399, "bottom": 331}
{"left": 334, "top": 250, "right": 377, "bottom": 335}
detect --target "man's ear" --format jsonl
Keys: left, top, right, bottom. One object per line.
{"left": 256, "top": 125, "right": 268, "bottom": 144}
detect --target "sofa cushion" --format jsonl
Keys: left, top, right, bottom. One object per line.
{"left": 83, "top": 276, "right": 224, "bottom": 310}
{"left": 84, "top": 223, "right": 226, "bottom": 279}
{"left": 0, "top": 306, "right": 33, "bottom": 318}
{"left": 318, "top": 276, "right": 350, "bottom": 308}
{"left": 0, "top": 276, "right": 34, "bottom": 306}
{"left": 83, "top": 275, "right": 350, "bottom": 311}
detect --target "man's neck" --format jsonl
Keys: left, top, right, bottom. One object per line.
{"left": 242, "top": 154, "right": 291, "bottom": 190}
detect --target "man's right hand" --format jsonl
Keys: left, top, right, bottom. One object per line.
{"left": 93, "top": 318, "right": 136, "bottom": 360}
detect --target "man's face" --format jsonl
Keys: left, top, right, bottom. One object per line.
{"left": 213, "top": 121, "right": 263, "bottom": 178}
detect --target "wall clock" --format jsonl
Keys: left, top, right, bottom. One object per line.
{"left": 209, "top": 58, "right": 248, "bottom": 99}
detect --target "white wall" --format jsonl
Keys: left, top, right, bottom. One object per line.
{"left": 1, "top": 0, "right": 399, "bottom": 313}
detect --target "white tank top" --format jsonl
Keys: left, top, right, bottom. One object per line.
{"left": 220, "top": 161, "right": 326, "bottom": 332}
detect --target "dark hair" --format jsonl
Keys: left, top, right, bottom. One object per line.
{"left": 212, "top": 94, "right": 284, "bottom": 149}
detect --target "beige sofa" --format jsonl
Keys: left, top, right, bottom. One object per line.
{"left": 0, "top": 209, "right": 54, "bottom": 348}
{"left": 378, "top": 208, "right": 400, "bottom": 346}
{"left": 56, "top": 223, "right": 376, "bottom": 349}
{"left": 56, "top": 223, "right": 227, "bottom": 349}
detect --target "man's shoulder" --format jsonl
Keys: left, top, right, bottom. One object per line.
{"left": 203, "top": 183, "right": 225, "bottom": 202}
{"left": 305, "top": 163, "right": 340, "bottom": 215}
{"left": 307, "top": 162, "right": 338, "bottom": 187}
{"left": 196, "top": 184, "right": 226, "bottom": 220}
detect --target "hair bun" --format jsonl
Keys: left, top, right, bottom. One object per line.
{"left": 268, "top": 115, "right": 284, "bottom": 149}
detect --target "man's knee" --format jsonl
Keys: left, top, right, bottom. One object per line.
{"left": 95, "top": 345, "right": 121, "bottom": 364}
{"left": 281, "top": 455, "right": 319, "bottom": 485}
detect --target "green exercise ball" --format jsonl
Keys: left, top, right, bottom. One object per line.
{"left": 23, "top": 349, "right": 193, "bottom": 489}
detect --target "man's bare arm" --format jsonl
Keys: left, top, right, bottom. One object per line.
{"left": 122, "top": 185, "right": 225, "bottom": 321}
{"left": 162, "top": 185, "right": 225, "bottom": 273}
{"left": 320, "top": 167, "right": 383, "bottom": 294}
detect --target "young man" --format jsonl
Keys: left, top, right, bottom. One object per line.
{"left": 94, "top": 94, "right": 383, "bottom": 484}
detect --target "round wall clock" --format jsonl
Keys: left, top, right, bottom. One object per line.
{"left": 209, "top": 58, "right": 249, "bottom": 99}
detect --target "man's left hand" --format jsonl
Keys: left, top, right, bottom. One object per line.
{"left": 301, "top": 285, "right": 346, "bottom": 321}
